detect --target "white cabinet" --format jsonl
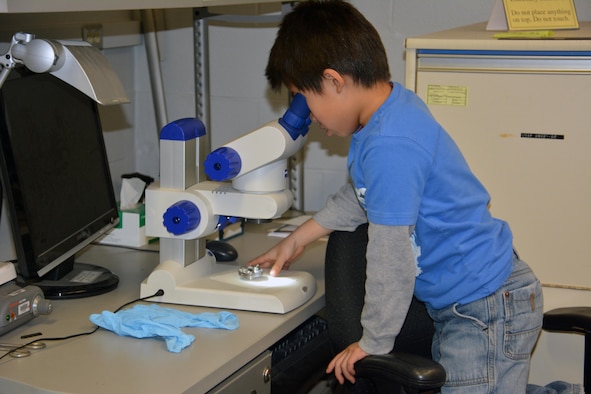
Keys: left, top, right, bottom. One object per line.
{"left": 406, "top": 22, "right": 591, "bottom": 387}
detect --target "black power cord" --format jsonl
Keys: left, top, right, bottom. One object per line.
{"left": 0, "top": 289, "right": 165, "bottom": 361}
{"left": 0, "top": 178, "right": 3, "bottom": 225}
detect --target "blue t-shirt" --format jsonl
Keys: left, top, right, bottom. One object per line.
{"left": 348, "top": 83, "right": 513, "bottom": 308}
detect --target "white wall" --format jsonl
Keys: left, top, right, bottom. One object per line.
{"left": 133, "top": 9, "right": 197, "bottom": 185}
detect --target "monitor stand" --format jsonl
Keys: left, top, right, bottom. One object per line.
{"left": 17, "top": 256, "right": 119, "bottom": 299}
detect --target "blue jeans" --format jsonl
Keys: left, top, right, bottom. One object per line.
{"left": 526, "top": 381, "right": 584, "bottom": 394}
{"left": 427, "top": 255, "right": 543, "bottom": 393}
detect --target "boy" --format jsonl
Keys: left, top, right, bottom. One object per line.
{"left": 248, "top": 1, "right": 543, "bottom": 392}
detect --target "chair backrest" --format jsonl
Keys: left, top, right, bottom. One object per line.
{"left": 543, "top": 307, "right": 591, "bottom": 393}
{"left": 324, "top": 224, "right": 443, "bottom": 393}
{"left": 324, "top": 223, "right": 434, "bottom": 357}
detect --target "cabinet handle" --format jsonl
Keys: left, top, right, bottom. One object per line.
{"left": 262, "top": 366, "right": 271, "bottom": 383}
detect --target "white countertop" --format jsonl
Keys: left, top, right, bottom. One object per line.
{"left": 0, "top": 222, "right": 326, "bottom": 393}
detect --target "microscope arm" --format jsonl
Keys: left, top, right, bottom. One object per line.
{"left": 146, "top": 93, "right": 311, "bottom": 241}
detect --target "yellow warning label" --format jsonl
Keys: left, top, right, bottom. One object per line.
{"left": 426, "top": 85, "right": 468, "bottom": 107}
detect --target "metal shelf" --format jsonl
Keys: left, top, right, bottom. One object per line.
{"left": 0, "top": 0, "right": 281, "bottom": 13}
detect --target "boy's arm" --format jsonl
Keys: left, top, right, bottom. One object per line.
{"left": 313, "top": 183, "right": 367, "bottom": 231}
{"left": 358, "top": 222, "right": 416, "bottom": 355}
{"left": 314, "top": 182, "right": 416, "bottom": 354}
{"left": 248, "top": 182, "right": 364, "bottom": 276}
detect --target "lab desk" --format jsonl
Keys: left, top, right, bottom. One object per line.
{"left": 0, "top": 222, "right": 326, "bottom": 393}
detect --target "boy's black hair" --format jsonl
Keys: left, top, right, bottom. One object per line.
{"left": 266, "top": 0, "right": 391, "bottom": 93}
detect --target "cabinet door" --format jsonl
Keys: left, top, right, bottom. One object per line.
{"left": 416, "top": 68, "right": 591, "bottom": 289}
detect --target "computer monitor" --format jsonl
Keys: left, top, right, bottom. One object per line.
{"left": 0, "top": 68, "right": 120, "bottom": 299}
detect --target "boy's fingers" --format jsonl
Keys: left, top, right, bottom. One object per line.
{"left": 343, "top": 362, "right": 356, "bottom": 383}
{"left": 270, "top": 260, "right": 287, "bottom": 276}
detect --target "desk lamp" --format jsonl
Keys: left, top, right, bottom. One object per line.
{"left": 141, "top": 94, "right": 317, "bottom": 313}
{"left": 0, "top": 32, "right": 129, "bottom": 105}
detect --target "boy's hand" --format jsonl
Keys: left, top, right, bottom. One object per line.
{"left": 247, "top": 218, "right": 330, "bottom": 276}
{"left": 326, "top": 342, "right": 369, "bottom": 384}
{"left": 247, "top": 236, "right": 305, "bottom": 276}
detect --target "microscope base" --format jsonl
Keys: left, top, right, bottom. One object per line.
{"left": 140, "top": 257, "right": 317, "bottom": 314}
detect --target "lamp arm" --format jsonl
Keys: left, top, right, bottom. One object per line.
{"left": 0, "top": 33, "right": 33, "bottom": 89}
{"left": 0, "top": 68, "right": 11, "bottom": 88}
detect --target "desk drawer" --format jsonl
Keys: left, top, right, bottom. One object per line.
{"left": 208, "top": 351, "right": 271, "bottom": 394}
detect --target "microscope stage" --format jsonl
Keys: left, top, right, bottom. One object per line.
{"left": 140, "top": 260, "right": 317, "bottom": 314}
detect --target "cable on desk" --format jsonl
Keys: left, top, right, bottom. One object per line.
{"left": 0, "top": 289, "right": 165, "bottom": 361}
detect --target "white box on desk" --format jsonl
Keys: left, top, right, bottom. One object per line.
{"left": 99, "top": 203, "right": 153, "bottom": 247}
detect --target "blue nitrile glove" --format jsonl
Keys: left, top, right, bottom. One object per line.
{"left": 89, "top": 304, "right": 239, "bottom": 352}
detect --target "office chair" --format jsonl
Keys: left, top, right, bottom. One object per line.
{"left": 324, "top": 223, "right": 445, "bottom": 394}
{"left": 543, "top": 307, "right": 591, "bottom": 394}
{"left": 324, "top": 222, "right": 591, "bottom": 393}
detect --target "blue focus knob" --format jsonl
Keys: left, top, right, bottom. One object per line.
{"left": 204, "top": 147, "right": 242, "bottom": 181}
{"left": 163, "top": 200, "right": 200, "bottom": 235}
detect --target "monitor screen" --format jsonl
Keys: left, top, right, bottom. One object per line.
{"left": 0, "top": 68, "right": 120, "bottom": 299}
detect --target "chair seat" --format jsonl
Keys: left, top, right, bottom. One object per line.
{"left": 543, "top": 307, "right": 591, "bottom": 335}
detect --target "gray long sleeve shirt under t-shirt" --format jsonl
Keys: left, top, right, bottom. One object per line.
{"left": 313, "top": 183, "right": 417, "bottom": 355}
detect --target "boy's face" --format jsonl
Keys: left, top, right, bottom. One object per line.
{"left": 289, "top": 72, "right": 361, "bottom": 138}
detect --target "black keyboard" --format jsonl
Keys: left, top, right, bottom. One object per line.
{"left": 270, "top": 315, "right": 332, "bottom": 393}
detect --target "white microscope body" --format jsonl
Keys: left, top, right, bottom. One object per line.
{"left": 140, "top": 94, "right": 316, "bottom": 313}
